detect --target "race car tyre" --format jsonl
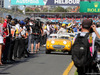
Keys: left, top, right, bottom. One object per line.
{"left": 46, "top": 50, "right": 51, "bottom": 54}
{"left": 68, "top": 51, "right": 71, "bottom": 55}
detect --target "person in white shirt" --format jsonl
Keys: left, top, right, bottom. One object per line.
{"left": 92, "top": 22, "right": 100, "bottom": 60}
{"left": 47, "top": 24, "right": 50, "bottom": 32}
{"left": 57, "top": 23, "right": 67, "bottom": 34}
{"left": 13, "top": 23, "right": 21, "bottom": 59}
{"left": 18, "top": 21, "right": 27, "bottom": 58}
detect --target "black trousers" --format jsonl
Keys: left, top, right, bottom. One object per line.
{"left": 18, "top": 38, "right": 25, "bottom": 58}
{"left": 44, "top": 34, "right": 47, "bottom": 44}
{"left": 40, "top": 36, "right": 44, "bottom": 45}
{"left": 13, "top": 38, "right": 19, "bottom": 58}
{"left": 77, "top": 64, "right": 100, "bottom": 75}
{"left": 3, "top": 36, "right": 11, "bottom": 61}
{"left": 23, "top": 38, "right": 29, "bottom": 57}
{"left": 77, "top": 66, "right": 91, "bottom": 75}
{"left": 7, "top": 39, "right": 15, "bottom": 60}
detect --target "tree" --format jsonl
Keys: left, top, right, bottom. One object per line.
{"left": 11, "top": 5, "right": 22, "bottom": 13}
{"left": 25, "top": 7, "right": 34, "bottom": 12}
{"left": 43, "top": 8, "right": 48, "bottom": 12}
{"left": 11, "top": 5, "right": 19, "bottom": 12}
{"left": 34, "top": 8, "right": 40, "bottom": 12}
{"left": 65, "top": 7, "right": 72, "bottom": 12}
{"left": 54, "top": 6, "right": 65, "bottom": 12}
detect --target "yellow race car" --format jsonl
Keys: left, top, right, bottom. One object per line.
{"left": 46, "top": 34, "right": 72, "bottom": 54}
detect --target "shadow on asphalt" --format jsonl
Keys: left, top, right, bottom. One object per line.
{"left": 0, "top": 54, "right": 39, "bottom": 73}
{"left": 0, "top": 72, "right": 10, "bottom": 74}
{"left": 48, "top": 52, "right": 71, "bottom": 55}
{"left": 39, "top": 47, "right": 71, "bottom": 56}
{"left": 0, "top": 50, "right": 71, "bottom": 73}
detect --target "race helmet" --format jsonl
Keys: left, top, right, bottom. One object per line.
{"left": 62, "top": 23, "right": 66, "bottom": 27}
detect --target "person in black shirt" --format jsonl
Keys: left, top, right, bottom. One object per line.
{"left": 31, "top": 21, "right": 41, "bottom": 53}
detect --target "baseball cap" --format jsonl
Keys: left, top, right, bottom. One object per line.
{"left": 19, "top": 21, "right": 26, "bottom": 25}
{"left": 6, "top": 15, "right": 12, "bottom": 20}
{"left": 82, "top": 19, "right": 93, "bottom": 29}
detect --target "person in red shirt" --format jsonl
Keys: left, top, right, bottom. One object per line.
{"left": 3, "top": 19, "right": 8, "bottom": 44}
{"left": 3, "top": 15, "right": 12, "bottom": 45}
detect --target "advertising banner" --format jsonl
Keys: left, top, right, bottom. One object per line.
{"left": 11, "top": 0, "right": 80, "bottom": 6}
{"left": 80, "top": 1, "right": 100, "bottom": 13}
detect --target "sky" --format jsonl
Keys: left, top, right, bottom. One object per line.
{"left": 4, "top": 0, "right": 10, "bottom": 8}
{"left": 4, "top": 0, "right": 24, "bottom": 10}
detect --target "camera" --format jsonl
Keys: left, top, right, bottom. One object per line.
{"left": 89, "top": 27, "right": 94, "bottom": 33}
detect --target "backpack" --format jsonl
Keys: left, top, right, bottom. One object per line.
{"left": 72, "top": 33, "right": 93, "bottom": 68}
{"left": 34, "top": 26, "right": 40, "bottom": 34}
{"left": 31, "top": 25, "right": 41, "bottom": 35}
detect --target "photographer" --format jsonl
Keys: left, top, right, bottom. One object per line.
{"left": 72, "top": 19, "right": 100, "bottom": 75}
{"left": 31, "top": 21, "right": 41, "bottom": 53}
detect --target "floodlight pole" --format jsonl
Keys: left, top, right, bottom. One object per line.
{"left": 48, "top": 5, "right": 50, "bottom": 12}
{"left": 23, "top": 5, "right": 26, "bottom": 14}
{"left": 8, "top": 0, "right": 11, "bottom": 9}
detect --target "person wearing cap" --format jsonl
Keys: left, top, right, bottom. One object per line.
{"left": 13, "top": 21, "right": 26, "bottom": 59}
{"left": 74, "top": 19, "right": 100, "bottom": 75}
{"left": 57, "top": 23, "right": 67, "bottom": 34}
{"left": 18, "top": 21, "right": 28, "bottom": 58}
{"left": 2, "top": 15, "right": 12, "bottom": 63}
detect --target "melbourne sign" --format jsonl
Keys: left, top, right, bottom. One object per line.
{"left": 80, "top": 1, "right": 100, "bottom": 13}
{"left": 11, "top": 0, "right": 80, "bottom": 6}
